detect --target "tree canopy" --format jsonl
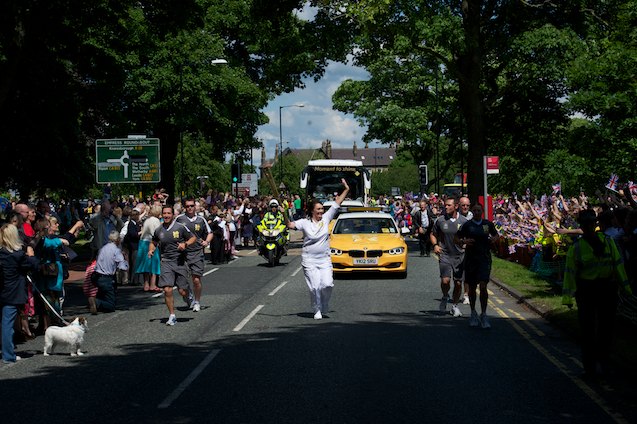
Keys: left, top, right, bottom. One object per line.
{"left": 0, "top": 0, "right": 351, "bottom": 198}
{"left": 329, "top": 0, "right": 637, "bottom": 198}
{"left": 2, "top": 0, "right": 636, "bottom": 200}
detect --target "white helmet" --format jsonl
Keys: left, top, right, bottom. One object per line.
{"left": 269, "top": 199, "right": 279, "bottom": 208}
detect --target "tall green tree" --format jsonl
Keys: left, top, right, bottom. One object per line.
{"left": 565, "top": 0, "right": 637, "bottom": 187}
{"left": 370, "top": 150, "right": 419, "bottom": 197}
{"left": 329, "top": 0, "right": 598, "bottom": 201}
{"left": 0, "top": 0, "right": 352, "bottom": 197}
{"left": 0, "top": 0, "right": 136, "bottom": 197}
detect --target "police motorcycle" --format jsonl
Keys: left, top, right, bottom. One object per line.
{"left": 256, "top": 200, "right": 288, "bottom": 266}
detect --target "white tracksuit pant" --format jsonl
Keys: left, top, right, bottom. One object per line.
{"left": 302, "top": 259, "right": 334, "bottom": 313}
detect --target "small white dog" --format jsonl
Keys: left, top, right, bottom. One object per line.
{"left": 43, "top": 317, "right": 88, "bottom": 356}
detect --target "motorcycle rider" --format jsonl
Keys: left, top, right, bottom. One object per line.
{"left": 259, "top": 200, "right": 289, "bottom": 239}
{"left": 256, "top": 199, "right": 289, "bottom": 261}
{"left": 260, "top": 199, "right": 285, "bottom": 227}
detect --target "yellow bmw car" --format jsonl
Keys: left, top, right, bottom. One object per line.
{"left": 329, "top": 211, "right": 408, "bottom": 277}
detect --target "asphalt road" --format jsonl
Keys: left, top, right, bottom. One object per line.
{"left": 1, "top": 241, "right": 634, "bottom": 424}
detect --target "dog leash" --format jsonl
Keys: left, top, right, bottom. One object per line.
{"left": 27, "top": 275, "right": 72, "bottom": 326}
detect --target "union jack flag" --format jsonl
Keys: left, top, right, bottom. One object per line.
{"left": 628, "top": 181, "right": 637, "bottom": 195}
{"left": 605, "top": 173, "right": 619, "bottom": 192}
{"left": 551, "top": 182, "right": 561, "bottom": 194}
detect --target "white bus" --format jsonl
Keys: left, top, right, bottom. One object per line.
{"left": 300, "top": 159, "right": 372, "bottom": 206}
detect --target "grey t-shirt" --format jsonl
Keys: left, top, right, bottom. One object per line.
{"left": 432, "top": 214, "right": 468, "bottom": 257}
{"left": 153, "top": 220, "right": 192, "bottom": 261}
{"left": 176, "top": 214, "right": 211, "bottom": 253}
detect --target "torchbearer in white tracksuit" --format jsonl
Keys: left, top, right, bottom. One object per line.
{"left": 285, "top": 179, "right": 350, "bottom": 320}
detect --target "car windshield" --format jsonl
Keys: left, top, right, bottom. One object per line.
{"left": 333, "top": 217, "right": 398, "bottom": 235}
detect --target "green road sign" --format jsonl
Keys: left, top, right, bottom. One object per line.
{"left": 96, "top": 138, "right": 161, "bottom": 184}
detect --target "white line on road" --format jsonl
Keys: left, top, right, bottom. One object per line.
{"left": 91, "top": 311, "right": 126, "bottom": 328}
{"left": 268, "top": 281, "right": 288, "bottom": 296}
{"left": 247, "top": 249, "right": 257, "bottom": 255}
{"left": 233, "top": 305, "right": 264, "bottom": 332}
{"left": 151, "top": 291, "right": 164, "bottom": 298}
{"left": 203, "top": 267, "right": 219, "bottom": 276}
{"left": 291, "top": 266, "right": 302, "bottom": 277}
{"left": 157, "top": 349, "right": 221, "bottom": 409}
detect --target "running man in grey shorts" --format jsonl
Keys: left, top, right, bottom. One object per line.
{"left": 149, "top": 205, "right": 197, "bottom": 326}
{"left": 177, "top": 198, "right": 213, "bottom": 312}
{"left": 431, "top": 197, "right": 467, "bottom": 317}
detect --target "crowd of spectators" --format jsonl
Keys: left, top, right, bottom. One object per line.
{"left": 363, "top": 188, "right": 636, "bottom": 292}
{"left": 1, "top": 182, "right": 636, "bottom": 358}
{"left": 0, "top": 189, "right": 311, "bottom": 341}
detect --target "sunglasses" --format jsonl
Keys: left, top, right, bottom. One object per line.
{"left": 185, "top": 204, "right": 195, "bottom": 208}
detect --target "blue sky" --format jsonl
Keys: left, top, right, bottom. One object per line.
{"left": 254, "top": 60, "right": 377, "bottom": 166}
{"left": 252, "top": 4, "right": 382, "bottom": 166}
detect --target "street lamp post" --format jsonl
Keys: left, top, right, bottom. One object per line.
{"left": 278, "top": 104, "right": 304, "bottom": 184}
{"left": 179, "top": 58, "right": 228, "bottom": 196}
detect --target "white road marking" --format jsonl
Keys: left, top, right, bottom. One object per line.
{"left": 203, "top": 267, "right": 219, "bottom": 276}
{"left": 268, "top": 281, "right": 288, "bottom": 296}
{"left": 151, "top": 291, "right": 164, "bottom": 298}
{"left": 91, "top": 311, "right": 126, "bottom": 328}
{"left": 291, "top": 266, "right": 302, "bottom": 277}
{"left": 233, "top": 305, "right": 265, "bottom": 332}
{"left": 157, "top": 349, "right": 221, "bottom": 409}
{"left": 247, "top": 249, "right": 258, "bottom": 255}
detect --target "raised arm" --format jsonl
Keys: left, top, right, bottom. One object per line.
{"left": 527, "top": 202, "right": 542, "bottom": 222}
{"left": 68, "top": 220, "right": 84, "bottom": 237}
{"left": 334, "top": 178, "right": 350, "bottom": 206}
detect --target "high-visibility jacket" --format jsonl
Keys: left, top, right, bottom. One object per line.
{"left": 562, "top": 232, "right": 632, "bottom": 305}
{"left": 258, "top": 212, "right": 284, "bottom": 230}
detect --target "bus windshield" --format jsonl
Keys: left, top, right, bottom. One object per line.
{"left": 301, "top": 160, "right": 371, "bottom": 205}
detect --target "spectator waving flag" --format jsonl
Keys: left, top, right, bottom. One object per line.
{"left": 552, "top": 182, "right": 561, "bottom": 194}
{"left": 628, "top": 181, "right": 637, "bottom": 199}
{"left": 605, "top": 173, "right": 619, "bottom": 192}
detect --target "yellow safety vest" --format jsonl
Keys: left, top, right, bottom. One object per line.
{"left": 562, "top": 233, "right": 631, "bottom": 305}
{"left": 258, "top": 212, "right": 284, "bottom": 230}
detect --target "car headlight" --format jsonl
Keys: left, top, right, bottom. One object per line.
{"left": 388, "top": 247, "right": 405, "bottom": 255}
{"left": 330, "top": 248, "right": 343, "bottom": 256}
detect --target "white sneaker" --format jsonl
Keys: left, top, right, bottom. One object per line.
{"left": 313, "top": 310, "right": 323, "bottom": 320}
{"left": 439, "top": 295, "right": 449, "bottom": 313}
{"left": 192, "top": 302, "right": 201, "bottom": 312}
{"left": 183, "top": 291, "right": 194, "bottom": 308}
{"left": 469, "top": 310, "right": 481, "bottom": 327}
{"left": 463, "top": 294, "right": 470, "bottom": 305}
{"left": 480, "top": 313, "right": 491, "bottom": 329}
{"left": 451, "top": 304, "right": 463, "bottom": 317}
{"left": 166, "top": 314, "right": 177, "bottom": 326}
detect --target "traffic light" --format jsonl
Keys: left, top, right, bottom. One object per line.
{"left": 231, "top": 163, "right": 242, "bottom": 183}
{"left": 419, "top": 164, "right": 428, "bottom": 186}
